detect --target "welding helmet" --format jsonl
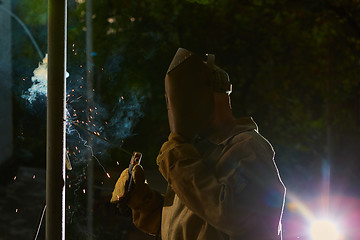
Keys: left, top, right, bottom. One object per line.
{"left": 165, "top": 48, "right": 232, "bottom": 140}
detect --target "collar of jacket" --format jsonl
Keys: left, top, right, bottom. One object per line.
{"left": 203, "top": 117, "right": 258, "bottom": 145}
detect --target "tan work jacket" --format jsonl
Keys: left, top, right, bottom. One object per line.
{"left": 134, "top": 117, "right": 286, "bottom": 240}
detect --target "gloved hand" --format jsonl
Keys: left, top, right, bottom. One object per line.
{"left": 110, "top": 164, "right": 151, "bottom": 209}
{"left": 156, "top": 132, "right": 190, "bottom": 166}
{"left": 110, "top": 164, "right": 164, "bottom": 235}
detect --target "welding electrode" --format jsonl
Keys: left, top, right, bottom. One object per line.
{"left": 115, "top": 152, "right": 142, "bottom": 213}
{"left": 65, "top": 152, "right": 73, "bottom": 171}
{"left": 127, "top": 152, "right": 142, "bottom": 192}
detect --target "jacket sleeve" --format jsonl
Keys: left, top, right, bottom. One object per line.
{"left": 156, "top": 132, "right": 284, "bottom": 237}
{"left": 131, "top": 190, "right": 164, "bottom": 236}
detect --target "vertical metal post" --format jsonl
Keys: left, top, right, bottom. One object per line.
{"left": 86, "top": 0, "right": 94, "bottom": 238}
{"left": 0, "top": 0, "right": 13, "bottom": 166}
{"left": 46, "top": 0, "right": 67, "bottom": 239}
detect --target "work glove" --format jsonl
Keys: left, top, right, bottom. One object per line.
{"left": 156, "top": 132, "right": 190, "bottom": 167}
{"left": 110, "top": 164, "right": 151, "bottom": 209}
{"left": 110, "top": 165, "right": 164, "bottom": 235}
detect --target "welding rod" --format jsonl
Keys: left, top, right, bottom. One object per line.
{"left": 127, "top": 152, "right": 142, "bottom": 192}
{"left": 65, "top": 152, "right": 72, "bottom": 170}
{"left": 116, "top": 152, "right": 143, "bottom": 212}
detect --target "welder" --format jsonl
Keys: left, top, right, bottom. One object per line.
{"left": 111, "top": 48, "right": 286, "bottom": 239}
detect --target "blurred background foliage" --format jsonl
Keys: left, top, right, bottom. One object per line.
{"left": 69, "top": 0, "right": 360, "bottom": 184}
{"left": 9, "top": 0, "right": 360, "bottom": 239}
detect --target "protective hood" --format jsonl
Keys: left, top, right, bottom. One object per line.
{"left": 165, "top": 48, "right": 215, "bottom": 140}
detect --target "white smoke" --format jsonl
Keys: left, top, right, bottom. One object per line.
{"left": 22, "top": 54, "right": 69, "bottom": 103}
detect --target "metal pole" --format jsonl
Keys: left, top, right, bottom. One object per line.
{"left": 0, "top": 0, "right": 13, "bottom": 166}
{"left": 86, "top": 0, "right": 94, "bottom": 238}
{"left": 46, "top": 0, "right": 67, "bottom": 239}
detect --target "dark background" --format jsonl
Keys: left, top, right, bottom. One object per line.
{"left": 1, "top": 0, "right": 360, "bottom": 239}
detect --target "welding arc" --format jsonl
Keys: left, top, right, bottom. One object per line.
{"left": 67, "top": 118, "right": 132, "bottom": 156}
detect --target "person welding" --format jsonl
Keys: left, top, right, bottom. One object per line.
{"left": 111, "top": 48, "right": 286, "bottom": 240}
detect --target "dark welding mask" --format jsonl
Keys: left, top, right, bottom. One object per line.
{"left": 165, "top": 48, "right": 232, "bottom": 140}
